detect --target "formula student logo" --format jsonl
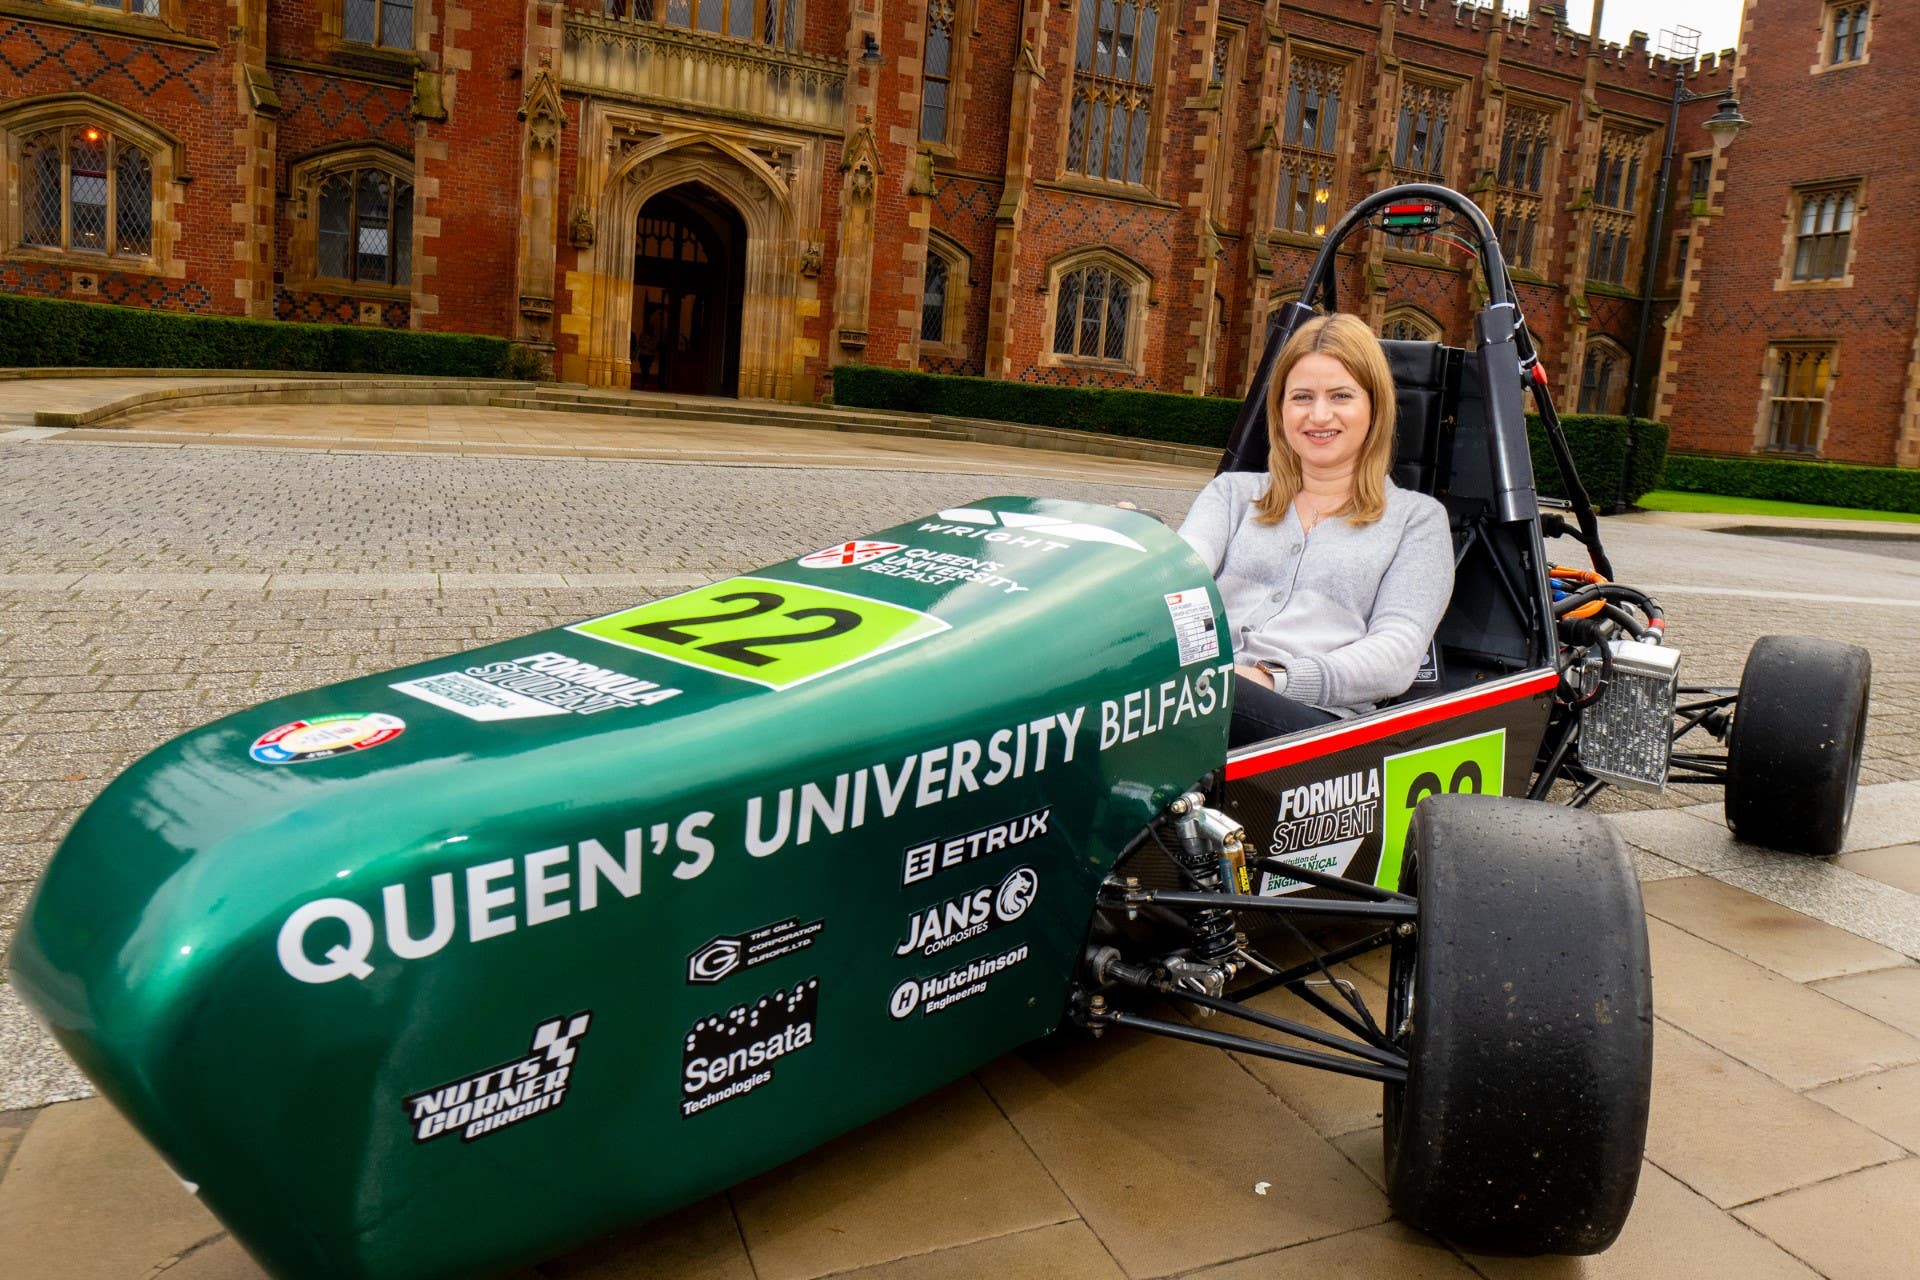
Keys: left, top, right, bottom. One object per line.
{"left": 682, "top": 980, "right": 818, "bottom": 1118}
{"left": 392, "top": 651, "right": 681, "bottom": 722}
{"left": 897, "top": 867, "right": 1038, "bottom": 959}
{"left": 888, "top": 943, "right": 1030, "bottom": 1019}
{"left": 1259, "top": 768, "right": 1381, "bottom": 896}
{"left": 402, "top": 1012, "right": 590, "bottom": 1145}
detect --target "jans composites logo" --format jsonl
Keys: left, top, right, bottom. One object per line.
{"left": 250, "top": 713, "right": 405, "bottom": 764}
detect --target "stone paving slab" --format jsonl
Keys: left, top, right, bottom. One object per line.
{"left": 2, "top": 413, "right": 1918, "bottom": 1279}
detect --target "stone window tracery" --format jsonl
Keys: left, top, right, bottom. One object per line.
{"left": 313, "top": 164, "right": 414, "bottom": 287}
{"left": 1764, "top": 344, "right": 1835, "bottom": 454}
{"left": 1275, "top": 54, "right": 1345, "bottom": 237}
{"left": 1066, "top": 0, "right": 1162, "bottom": 185}
{"left": 922, "top": 2, "right": 955, "bottom": 144}
{"left": 1391, "top": 80, "right": 1454, "bottom": 185}
{"left": 1824, "top": 3, "right": 1870, "bottom": 66}
{"left": 1049, "top": 255, "right": 1146, "bottom": 367}
{"left": 17, "top": 123, "right": 153, "bottom": 259}
{"left": 600, "top": 1, "right": 801, "bottom": 51}
{"left": 1790, "top": 186, "right": 1858, "bottom": 283}
{"left": 1578, "top": 337, "right": 1628, "bottom": 414}
{"left": 1382, "top": 309, "right": 1441, "bottom": 343}
{"left": 1493, "top": 103, "right": 1554, "bottom": 272}
{"left": 1587, "top": 126, "right": 1647, "bottom": 288}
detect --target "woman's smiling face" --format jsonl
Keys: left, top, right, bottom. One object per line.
{"left": 1279, "top": 351, "right": 1373, "bottom": 477}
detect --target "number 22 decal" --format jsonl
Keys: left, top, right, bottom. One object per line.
{"left": 569, "top": 577, "right": 949, "bottom": 690}
{"left": 623, "top": 591, "right": 862, "bottom": 668}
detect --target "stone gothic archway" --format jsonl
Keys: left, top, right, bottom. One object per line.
{"left": 568, "top": 120, "right": 809, "bottom": 400}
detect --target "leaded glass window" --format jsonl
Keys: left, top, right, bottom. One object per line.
{"left": 1587, "top": 126, "right": 1647, "bottom": 287}
{"left": 1493, "top": 104, "right": 1554, "bottom": 271}
{"left": 1392, "top": 81, "right": 1453, "bottom": 183}
{"left": 315, "top": 166, "right": 414, "bottom": 286}
{"left": 1383, "top": 311, "right": 1440, "bottom": 343}
{"left": 1826, "top": 3, "right": 1869, "bottom": 65}
{"left": 608, "top": 0, "right": 799, "bottom": 49}
{"left": 344, "top": 0, "right": 413, "bottom": 49}
{"left": 1765, "top": 345, "right": 1834, "bottom": 453}
{"left": 1066, "top": 0, "right": 1161, "bottom": 185}
{"left": 1276, "top": 55, "right": 1344, "bottom": 236}
{"left": 922, "top": 2, "right": 955, "bottom": 143}
{"left": 63, "top": 1, "right": 160, "bottom": 13}
{"left": 1578, "top": 341, "right": 1626, "bottom": 414}
{"left": 1053, "top": 262, "right": 1134, "bottom": 363}
{"left": 15, "top": 124, "right": 155, "bottom": 259}
{"left": 1792, "top": 187, "right": 1856, "bottom": 282}
{"left": 921, "top": 253, "right": 949, "bottom": 344}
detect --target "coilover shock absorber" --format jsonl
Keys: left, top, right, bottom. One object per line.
{"left": 1166, "top": 791, "right": 1246, "bottom": 967}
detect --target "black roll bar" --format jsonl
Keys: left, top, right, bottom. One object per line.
{"left": 1218, "top": 183, "right": 1613, "bottom": 572}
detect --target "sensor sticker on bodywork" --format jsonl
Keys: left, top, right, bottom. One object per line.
{"left": 568, "top": 576, "right": 949, "bottom": 690}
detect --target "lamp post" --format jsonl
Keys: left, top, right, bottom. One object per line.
{"left": 1625, "top": 75, "right": 1749, "bottom": 435}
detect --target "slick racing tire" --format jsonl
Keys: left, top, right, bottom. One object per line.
{"left": 1725, "top": 635, "right": 1872, "bottom": 859}
{"left": 1383, "top": 796, "right": 1652, "bottom": 1256}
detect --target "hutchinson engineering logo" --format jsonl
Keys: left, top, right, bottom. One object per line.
{"left": 682, "top": 980, "right": 818, "bottom": 1118}
{"left": 889, "top": 943, "right": 1030, "bottom": 1019}
{"left": 402, "top": 1012, "right": 590, "bottom": 1145}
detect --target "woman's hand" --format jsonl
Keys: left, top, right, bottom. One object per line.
{"left": 1234, "top": 662, "right": 1275, "bottom": 690}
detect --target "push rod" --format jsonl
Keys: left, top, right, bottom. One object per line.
{"left": 1091, "top": 1009, "right": 1409, "bottom": 1085}
{"left": 1108, "top": 887, "right": 1418, "bottom": 920}
{"left": 1104, "top": 965, "right": 1407, "bottom": 1069}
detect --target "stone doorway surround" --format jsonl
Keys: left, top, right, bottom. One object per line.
{"left": 563, "top": 102, "right": 824, "bottom": 401}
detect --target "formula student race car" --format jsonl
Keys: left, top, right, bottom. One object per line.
{"left": 9, "top": 184, "right": 1872, "bottom": 1279}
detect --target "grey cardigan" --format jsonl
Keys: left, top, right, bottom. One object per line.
{"left": 1177, "top": 472, "right": 1455, "bottom": 716}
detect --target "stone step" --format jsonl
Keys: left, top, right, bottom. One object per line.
{"left": 508, "top": 388, "right": 926, "bottom": 428}
{"left": 485, "top": 396, "right": 969, "bottom": 441}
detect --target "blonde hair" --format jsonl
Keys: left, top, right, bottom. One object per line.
{"left": 1252, "top": 313, "right": 1399, "bottom": 526}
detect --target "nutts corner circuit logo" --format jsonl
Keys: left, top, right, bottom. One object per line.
{"left": 682, "top": 980, "right": 818, "bottom": 1118}
{"left": 896, "top": 866, "right": 1038, "bottom": 959}
{"left": 402, "top": 1012, "right": 590, "bottom": 1145}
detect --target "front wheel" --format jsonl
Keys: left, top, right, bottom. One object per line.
{"left": 1725, "top": 635, "right": 1871, "bottom": 858}
{"left": 1384, "top": 795, "right": 1652, "bottom": 1255}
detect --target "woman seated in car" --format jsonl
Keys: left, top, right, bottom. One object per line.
{"left": 1178, "top": 313, "right": 1454, "bottom": 747}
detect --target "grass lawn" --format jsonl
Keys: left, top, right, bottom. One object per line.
{"left": 1634, "top": 490, "right": 1920, "bottom": 524}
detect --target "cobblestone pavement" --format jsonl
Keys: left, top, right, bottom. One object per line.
{"left": 2, "top": 429, "right": 1918, "bottom": 1279}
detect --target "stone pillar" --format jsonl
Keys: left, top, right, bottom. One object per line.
{"left": 983, "top": 0, "right": 1049, "bottom": 381}
{"left": 229, "top": 0, "right": 278, "bottom": 320}
{"left": 515, "top": 23, "right": 566, "bottom": 369}
{"left": 1181, "top": 3, "right": 1223, "bottom": 395}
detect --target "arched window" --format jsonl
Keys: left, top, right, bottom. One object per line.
{"left": 1051, "top": 257, "right": 1145, "bottom": 365}
{"left": 1382, "top": 309, "right": 1441, "bottom": 343}
{"left": 1578, "top": 338, "right": 1628, "bottom": 415}
{"left": 921, "top": 253, "right": 949, "bottom": 344}
{"left": 314, "top": 166, "right": 414, "bottom": 286}
{"left": 602, "top": 1, "right": 800, "bottom": 51}
{"left": 17, "top": 123, "right": 155, "bottom": 259}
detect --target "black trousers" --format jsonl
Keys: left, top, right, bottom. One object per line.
{"left": 1228, "top": 672, "right": 1341, "bottom": 749}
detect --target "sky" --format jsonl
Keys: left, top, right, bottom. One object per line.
{"left": 1535, "top": 1, "right": 1745, "bottom": 58}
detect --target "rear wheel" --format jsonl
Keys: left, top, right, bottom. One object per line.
{"left": 1384, "top": 795, "right": 1652, "bottom": 1255}
{"left": 1726, "top": 635, "right": 1871, "bottom": 858}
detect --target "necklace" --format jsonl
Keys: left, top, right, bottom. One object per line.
{"left": 1296, "top": 492, "right": 1345, "bottom": 534}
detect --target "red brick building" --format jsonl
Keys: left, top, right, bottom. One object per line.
{"left": 1659, "top": 0, "right": 1918, "bottom": 467}
{"left": 39, "top": 1, "right": 1902, "bottom": 466}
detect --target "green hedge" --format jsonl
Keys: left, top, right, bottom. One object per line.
{"left": 831, "top": 364, "right": 1239, "bottom": 449}
{"left": 1662, "top": 453, "right": 1920, "bottom": 515}
{"left": 0, "top": 293, "right": 529, "bottom": 378}
{"left": 1526, "top": 414, "right": 1670, "bottom": 512}
{"left": 834, "top": 364, "right": 1667, "bottom": 508}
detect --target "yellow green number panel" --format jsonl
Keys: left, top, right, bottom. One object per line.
{"left": 1377, "top": 728, "right": 1507, "bottom": 889}
{"left": 569, "top": 576, "right": 950, "bottom": 690}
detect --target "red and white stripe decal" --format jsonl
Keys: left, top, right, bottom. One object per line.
{"left": 1225, "top": 669, "right": 1559, "bottom": 781}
